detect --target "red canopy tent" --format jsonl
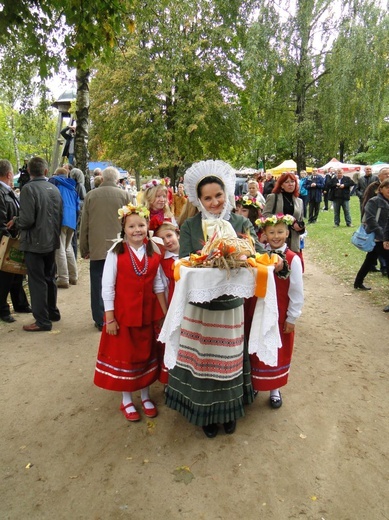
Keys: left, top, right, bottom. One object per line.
{"left": 318, "top": 158, "right": 362, "bottom": 177}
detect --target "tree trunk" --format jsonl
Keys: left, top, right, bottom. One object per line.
{"left": 339, "top": 140, "right": 345, "bottom": 162}
{"left": 10, "top": 111, "right": 21, "bottom": 170}
{"left": 75, "top": 67, "right": 90, "bottom": 189}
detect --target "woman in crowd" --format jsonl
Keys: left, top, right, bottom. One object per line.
{"left": 262, "top": 172, "right": 305, "bottom": 260}
{"left": 165, "top": 160, "right": 264, "bottom": 438}
{"left": 354, "top": 179, "right": 389, "bottom": 290}
{"left": 70, "top": 168, "right": 86, "bottom": 259}
{"left": 173, "top": 183, "right": 187, "bottom": 218}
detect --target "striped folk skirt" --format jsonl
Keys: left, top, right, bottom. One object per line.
{"left": 166, "top": 297, "right": 254, "bottom": 426}
{"left": 250, "top": 329, "right": 294, "bottom": 391}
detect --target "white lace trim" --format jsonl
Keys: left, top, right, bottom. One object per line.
{"left": 248, "top": 267, "right": 281, "bottom": 366}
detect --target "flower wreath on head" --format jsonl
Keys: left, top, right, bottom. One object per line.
{"left": 255, "top": 213, "right": 295, "bottom": 229}
{"left": 110, "top": 204, "right": 163, "bottom": 254}
{"left": 141, "top": 178, "right": 166, "bottom": 191}
{"left": 235, "top": 195, "right": 264, "bottom": 211}
{"left": 118, "top": 204, "right": 150, "bottom": 220}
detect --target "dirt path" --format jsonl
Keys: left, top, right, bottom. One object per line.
{"left": 1, "top": 254, "right": 388, "bottom": 520}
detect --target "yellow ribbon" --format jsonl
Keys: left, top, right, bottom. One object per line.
{"left": 247, "top": 253, "right": 279, "bottom": 298}
{"left": 173, "top": 259, "right": 191, "bottom": 281}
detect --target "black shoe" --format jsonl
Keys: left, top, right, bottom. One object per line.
{"left": 270, "top": 392, "right": 283, "bottom": 409}
{"left": 202, "top": 424, "right": 218, "bottom": 438}
{"left": 94, "top": 322, "right": 103, "bottom": 331}
{"left": 14, "top": 305, "right": 32, "bottom": 313}
{"left": 49, "top": 314, "right": 61, "bottom": 322}
{"left": 354, "top": 284, "right": 371, "bottom": 291}
{"left": 223, "top": 420, "right": 236, "bottom": 434}
{"left": 1, "top": 315, "right": 16, "bottom": 323}
{"left": 383, "top": 305, "right": 389, "bottom": 313}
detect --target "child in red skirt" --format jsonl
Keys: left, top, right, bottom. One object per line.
{"left": 153, "top": 222, "right": 180, "bottom": 384}
{"left": 250, "top": 214, "right": 304, "bottom": 408}
{"left": 94, "top": 205, "right": 167, "bottom": 422}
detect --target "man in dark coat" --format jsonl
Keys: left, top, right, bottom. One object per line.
{"left": 305, "top": 168, "right": 325, "bottom": 223}
{"left": 10, "top": 157, "right": 63, "bottom": 331}
{"left": 0, "top": 159, "right": 31, "bottom": 323}
{"left": 329, "top": 169, "right": 355, "bottom": 227}
{"left": 356, "top": 166, "right": 378, "bottom": 217}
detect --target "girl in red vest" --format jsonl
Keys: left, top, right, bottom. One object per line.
{"left": 94, "top": 205, "right": 167, "bottom": 422}
{"left": 250, "top": 214, "right": 304, "bottom": 409}
{"left": 153, "top": 222, "right": 180, "bottom": 384}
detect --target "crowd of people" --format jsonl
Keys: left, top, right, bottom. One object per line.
{"left": 1, "top": 156, "right": 388, "bottom": 438}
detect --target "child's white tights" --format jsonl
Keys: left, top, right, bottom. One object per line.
{"left": 122, "top": 387, "right": 154, "bottom": 410}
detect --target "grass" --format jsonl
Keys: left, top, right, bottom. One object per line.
{"left": 304, "top": 196, "right": 388, "bottom": 308}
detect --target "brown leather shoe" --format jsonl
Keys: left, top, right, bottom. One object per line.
{"left": 22, "top": 323, "right": 50, "bottom": 332}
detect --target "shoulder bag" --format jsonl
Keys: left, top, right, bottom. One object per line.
{"left": 351, "top": 208, "right": 381, "bottom": 252}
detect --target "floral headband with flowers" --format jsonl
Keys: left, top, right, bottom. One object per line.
{"left": 141, "top": 178, "right": 166, "bottom": 191}
{"left": 256, "top": 213, "right": 295, "bottom": 228}
{"left": 235, "top": 195, "right": 264, "bottom": 211}
{"left": 118, "top": 204, "right": 150, "bottom": 220}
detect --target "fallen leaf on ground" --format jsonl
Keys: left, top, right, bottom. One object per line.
{"left": 172, "top": 466, "right": 194, "bottom": 485}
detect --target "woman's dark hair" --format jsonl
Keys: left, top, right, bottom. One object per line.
{"left": 272, "top": 172, "right": 300, "bottom": 197}
{"left": 243, "top": 204, "right": 261, "bottom": 226}
{"left": 196, "top": 176, "right": 225, "bottom": 199}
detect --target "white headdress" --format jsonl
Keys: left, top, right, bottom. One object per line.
{"left": 183, "top": 160, "right": 236, "bottom": 220}
{"left": 184, "top": 159, "right": 237, "bottom": 240}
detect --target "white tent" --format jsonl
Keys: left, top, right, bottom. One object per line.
{"left": 318, "top": 158, "right": 362, "bottom": 176}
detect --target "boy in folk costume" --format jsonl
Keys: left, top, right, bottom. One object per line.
{"left": 250, "top": 214, "right": 304, "bottom": 408}
{"left": 94, "top": 205, "right": 167, "bottom": 422}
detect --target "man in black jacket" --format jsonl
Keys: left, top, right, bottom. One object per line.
{"left": 329, "top": 169, "right": 355, "bottom": 227}
{"left": 0, "top": 159, "right": 31, "bottom": 323}
{"left": 356, "top": 166, "right": 378, "bottom": 217}
{"left": 10, "top": 157, "right": 63, "bottom": 331}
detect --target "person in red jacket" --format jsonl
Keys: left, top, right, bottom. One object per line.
{"left": 94, "top": 204, "right": 167, "bottom": 422}
{"left": 250, "top": 214, "right": 304, "bottom": 409}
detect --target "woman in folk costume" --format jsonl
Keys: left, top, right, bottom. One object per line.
{"left": 165, "top": 160, "right": 266, "bottom": 438}
{"left": 94, "top": 205, "right": 167, "bottom": 422}
{"left": 250, "top": 215, "right": 304, "bottom": 408}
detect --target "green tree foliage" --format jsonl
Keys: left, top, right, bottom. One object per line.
{"left": 89, "top": 0, "right": 249, "bottom": 178}
{"left": 242, "top": 0, "right": 341, "bottom": 171}
{"left": 315, "top": 2, "right": 389, "bottom": 163}
{"left": 0, "top": 0, "right": 135, "bottom": 173}
{"left": 0, "top": 40, "right": 56, "bottom": 166}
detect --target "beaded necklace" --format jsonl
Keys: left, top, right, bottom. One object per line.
{"left": 128, "top": 245, "right": 148, "bottom": 276}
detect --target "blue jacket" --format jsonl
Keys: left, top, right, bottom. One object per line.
{"left": 299, "top": 178, "right": 308, "bottom": 197}
{"left": 48, "top": 175, "right": 79, "bottom": 230}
